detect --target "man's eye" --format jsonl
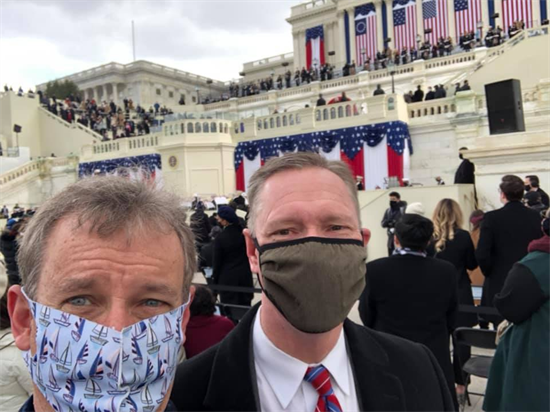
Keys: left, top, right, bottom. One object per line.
{"left": 143, "top": 299, "right": 163, "bottom": 308}
{"left": 276, "top": 229, "right": 290, "bottom": 236}
{"left": 68, "top": 297, "right": 90, "bottom": 306}
{"left": 331, "top": 225, "right": 344, "bottom": 231}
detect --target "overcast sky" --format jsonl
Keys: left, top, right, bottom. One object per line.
{"left": 0, "top": 0, "right": 302, "bottom": 90}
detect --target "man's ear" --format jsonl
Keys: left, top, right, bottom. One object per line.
{"left": 7, "top": 285, "right": 32, "bottom": 351}
{"left": 361, "top": 228, "right": 371, "bottom": 246}
{"left": 243, "top": 229, "right": 260, "bottom": 274}
{"left": 180, "top": 285, "right": 195, "bottom": 345}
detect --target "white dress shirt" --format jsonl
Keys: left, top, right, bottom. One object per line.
{"left": 253, "top": 307, "right": 360, "bottom": 412}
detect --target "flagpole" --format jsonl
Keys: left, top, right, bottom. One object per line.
{"left": 132, "top": 20, "right": 136, "bottom": 62}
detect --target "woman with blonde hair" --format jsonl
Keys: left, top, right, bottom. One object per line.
{"left": 432, "top": 198, "right": 479, "bottom": 407}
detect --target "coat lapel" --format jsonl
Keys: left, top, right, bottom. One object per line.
{"left": 203, "top": 304, "right": 261, "bottom": 411}
{"left": 344, "top": 320, "right": 406, "bottom": 411}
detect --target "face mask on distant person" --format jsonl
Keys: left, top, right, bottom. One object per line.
{"left": 21, "top": 289, "right": 189, "bottom": 412}
{"left": 390, "top": 201, "right": 398, "bottom": 209}
{"left": 525, "top": 185, "right": 531, "bottom": 192}
{"left": 254, "top": 237, "right": 366, "bottom": 333}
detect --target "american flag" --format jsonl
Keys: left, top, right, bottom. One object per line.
{"left": 355, "top": 3, "right": 378, "bottom": 65}
{"left": 454, "top": 0, "right": 482, "bottom": 39}
{"left": 393, "top": 0, "right": 418, "bottom": 50}
{"left": 422, "top": 0, "right": 448, "bottom": 44}
{"left": 503, "top": 0, "right": 533, "bottom": 31}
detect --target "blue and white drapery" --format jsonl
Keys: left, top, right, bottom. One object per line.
{"left": 78, "top": 154, "right": 162, "bottom": 182}
{"left": 235, "top": 121, "right": 412, "bottom": 191}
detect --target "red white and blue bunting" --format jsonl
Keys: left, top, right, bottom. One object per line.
{"left": 234, "top": 121, "right": 412, "bottom": 191}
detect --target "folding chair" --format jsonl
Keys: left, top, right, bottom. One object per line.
{"left": 453, "top": 327, "right": 497, "bottom": 409}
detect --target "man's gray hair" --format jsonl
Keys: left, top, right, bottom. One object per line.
{"left": 18, "top": 175, "right": 196, "bottom": 300}
{"left": 247, "top": 152, "right": 361, "bottom": 235}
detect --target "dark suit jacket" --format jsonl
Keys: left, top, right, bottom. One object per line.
{"left": 359, "top": 254, "right": 458, "bottom": 408}
{"left": 476, "top": 201, "right": 542, "bottom": 310}
{"left": 454, "top": 159, "right": 475, "bottom": 184}
{"left": 212, "top": 223, "right": 253, "bottom": 305}
{"left": 535, "top": 187, "right": 550, "bottom": 208}
{"left": 434, "top": 229, "right": 479, "bottom": 327}
{"left": 171, "top": 304, "right": 455, "bottom": 411}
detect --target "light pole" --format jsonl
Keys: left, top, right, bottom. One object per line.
{"left": 387, "top": 60, "right": 396, "bottom": 94}
{"left": 195, "top": 87, "right": 200, "bottom": 104}
{"left": 206, "top": 79, "right": 213, "bottom": 100}
{"left": 312, "top": 58, "right": 319, "bottom": 79}
{"left": 361, "top": 47, "right": 366, "bottom": 67}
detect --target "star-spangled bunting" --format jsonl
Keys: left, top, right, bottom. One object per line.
{"left": 79, "top": 154, "right": 162, "bottom": 177}
{"left": 234, "top": 121, "right": 412, "bottom": 170}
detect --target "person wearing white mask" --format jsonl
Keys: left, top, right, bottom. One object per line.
{"left": 0, "top": 261, "right": 33, "bottom": 412}
{"left": 8, "top": 176, "right": 196, "bottom": 412}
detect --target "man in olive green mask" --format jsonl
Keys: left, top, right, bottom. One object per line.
{"left": 172, "top": 152, "right": 455, "bottom": 411}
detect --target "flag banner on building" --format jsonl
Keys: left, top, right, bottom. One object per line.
{"left": 422, "top": 0, "right": 449, "bottom": 44}
{"left": 454, "top": 0, "right": 482, "bottom": 39}
{"left": 78, "top": 154, "right": 162, "bottom": 183}
{"left": 305, "top": 25, "right": 325, "bottom": 69}
{"left": 234, "top": 121, "right": 412, "bottom": 191}
{"left": 393, "top": 0, "right": 418, "bottom": 50}
{"left": 503, "top": 0, "right": 534, "bottom": 29}
{"left": 355, "top": 3, "right": 378, "bottom": 65}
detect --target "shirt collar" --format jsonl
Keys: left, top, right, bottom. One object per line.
{"left": 393, "top": 247, "right": 427, "bottom": 257}
{"left": 252, "top": 307, "right": 351, "bottom": 409}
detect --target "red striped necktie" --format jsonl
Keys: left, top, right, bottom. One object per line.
{"left": 304, "top": 365, "right": 343, "bottom": 412}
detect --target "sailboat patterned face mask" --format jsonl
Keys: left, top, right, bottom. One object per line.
{"left": 21, "top": 289, "right": 189, "bottom": 412}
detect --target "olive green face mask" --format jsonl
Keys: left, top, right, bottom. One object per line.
{"left": 254, "top": 237, "right": 367, "bottom": 334}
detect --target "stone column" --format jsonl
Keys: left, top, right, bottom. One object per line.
{"left": 494, "top": 0, "right": 503, "bottom": 29}
{"left": 375, "top": 0, "right": 384, "bottom": 52}
{"left": 481, "top": 0, "right": 489, "bottom": 31}
{"left": 298, "top": 30, "right": 306, "bottom": 69}
{"left": 347, "top": 7, "right": 356, "bottom": 64}
{"left": 102, "top": 84, "right": 108, "bottom": 102}
{"left": 92, "top": 87, "right": 98, "bottom": 101}
{"left": 112, "top": 83, "right": 119, "bottom": 105}
{"left": 337, "top": 10, "right": 347, "bottom": 66}
{"left": 385, "top": 0, "right": 394, "bottom": 49}
{"left": 416, "top": 0, "right": 424, "bottom": 42}
{"left": 293, "top": 31, "right": 301, "bottom": 70}
{"left": 448, "top": 0, "right": 457, "bottom": 42}
{"left": 532, "top": 0, "right": 541, "bottom": 26}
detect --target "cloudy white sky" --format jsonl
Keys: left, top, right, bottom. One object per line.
{"left": 0, "top": 0, "right": 302, "bottom": 90}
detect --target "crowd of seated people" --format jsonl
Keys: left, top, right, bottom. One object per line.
{"left": 39, "top": 93, "right": 173, "bottom": 141}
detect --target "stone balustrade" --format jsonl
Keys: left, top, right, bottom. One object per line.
{"left": 408, "top": 97, "right": 457, "bottom": 119}
{"left": 0, "top": 161, "right": 40, "bottom": 186}
{"left": 240, "top": 94, "right": 409, "bottom": 140}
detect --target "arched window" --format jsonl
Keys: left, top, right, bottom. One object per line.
{"left": 323, "top": 108, "right": 328, "bottom": 120}
{"left": 169, "top": 125, "right": 174, "bottom": 135}
{"left": 195, "top": 122, "right": 201, "bottom": 132}
{"left": 264, "top": 119, "right": 269, "bottom": 129}
{"left": 219, "top": 123, "right": 223, "bottom": 132}
{"left": 296, "top": 114, "right": 301, "bottom": 124}
{"left": 282, "top": 116, "right": 287, "bottom": 126}
{"left": 330, "top": 108, "right": 336, "bottom": 119}
{"left": 270, "top": 118, "right": 274, "bottom": 128}
{"left": 276, "top": 117, "right": 281, "bottom": 128}
{"left": 345, "top": 105, "right": 351, "bottom": 117}
{"left": 187, "top": 123, "right": 194, "bottom": 133}
{"left": 224, "top": 124, "right": 228, "bottom": 134}
{"left": 181, "top": 123, "right": 185, "bottom": 134}
{"left": 316, "top": 110, "right": 321, "bottom": 121}
{"left": 203, "top": 122, "right": 209, "bottom": 133}
{"left": 289, "top": 114, "right": 294, "bottom": 125}
{"left": 337, "top": 106, "right": 344, "bottom": 118}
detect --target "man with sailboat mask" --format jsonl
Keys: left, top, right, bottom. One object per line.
{"left": 7, "top": 176, "right": 196, "bottom": 412}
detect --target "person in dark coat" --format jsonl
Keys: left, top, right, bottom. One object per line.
{"left": 484, "top": 213, "right": 549, "bottom": 411}
{"left": 425, "top": 86, "right": 435, "bottom": 100}
{"left": 413, "top": 85, "right": 424, "bottom": 102}
{"left": 212, "top": 206, "right": 253, "bottom": 306}
{"left": 0, "top": 222, "right": 22, "bottom": 285}
{"left": 381, "top": 191, "right": 407, "bottom": 255}
{"left": 525, "top": 174, "right": 549, "bottom": 207}
{"left": 190, "top": 205, "right": 211, "bottom": 248}
{"left": 454, "top": 147, "right": 475, "bottom": 184}
{"left": 360, "top": 213, "right": 459, "bottom": 409}
{"left": 431, "top": 199, "right": 478, "bottom": 407}
{"left": 476, "top": 175, "right": 543, "bottom": 326}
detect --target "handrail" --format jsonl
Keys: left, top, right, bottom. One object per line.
{"left": 39, "top": 106, "right": 105, "bottom": 141}
{"left": 0, "top": 160, "right": 40, "bottom": 186}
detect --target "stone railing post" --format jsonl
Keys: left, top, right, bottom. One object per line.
{"left": 455, "top": 90, "right": 478, "bottom": 116}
